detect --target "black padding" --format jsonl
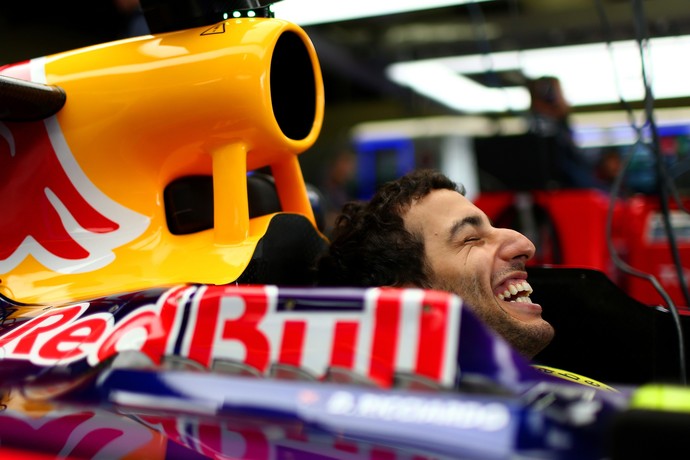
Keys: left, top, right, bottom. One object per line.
{"left": 164, "top": 176, "right": 214, "bottom": 235}
{"left": 531, "top": 267, "right": 690, "bottom": 386}
{"left": 609, "top": 409, "right": 690, "bottom": 459}
{"left": 236, "top": 213, "right": 327, "bottom": 286}
{"left": 164, "top": 173, "right": 282, "bottom": 235}
{"left": 247, "top": 173, "right": 281, "bottom": 218}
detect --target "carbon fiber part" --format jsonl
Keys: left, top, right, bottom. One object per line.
{"left": 0, "top": 75, "right": 66, "bottom": 122}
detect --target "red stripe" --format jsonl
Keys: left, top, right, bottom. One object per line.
{"left": 415, "top": 290, "right": 450, "bottom": 381}
{"left": 333, "top": 438, "right": 359, "bottom": 453}
{"left": 279, "top": 320, "right": 305, "bottom": 366}
{"left": 330, "top": 321, "right": 358, "bottom": 368}
{"left": 369, "top": 289, "right": 400, "bottom": 386}
{"left": 188, "top": 287, "right": 219, "bottom": 367}
{"left": 369, "top": 447, "right": 397, "bottom": 459}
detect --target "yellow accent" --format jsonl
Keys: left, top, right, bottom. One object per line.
{"left": 532, "top": 364, "right": 619, "bottom": 392}
{"left": 213, "top": 142, "right": 249, "bottom": 245}
{"left": 273, "top": 155, "right": 316, "bottom": 221}
{"left": 0, "top": 18, "right": 325, "bottom": 304}
{"left": 631, "top": 384, "right": 690, "bottom": 412}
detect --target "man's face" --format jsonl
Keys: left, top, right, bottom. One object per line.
{"left": 403, "top": 189, "right": 554, "bottom": 358}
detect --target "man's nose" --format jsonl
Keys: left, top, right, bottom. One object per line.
{"left": 499, "top": 228, "right": 536, "bottom": 262}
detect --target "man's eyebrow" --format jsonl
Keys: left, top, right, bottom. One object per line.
{"left": 447, "top": 214, "right": 484, "bottom": 242}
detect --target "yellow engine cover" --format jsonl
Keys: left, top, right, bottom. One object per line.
{"left": 0, "top": 18, "right": 324, "bottom": 304}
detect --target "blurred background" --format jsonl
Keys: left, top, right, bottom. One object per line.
{"left": 2, "top": 0, "right": 690, "bottom": 306}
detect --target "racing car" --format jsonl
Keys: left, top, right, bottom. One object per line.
{"left": 1, "top": 1, "right": 690, "bottom": 458}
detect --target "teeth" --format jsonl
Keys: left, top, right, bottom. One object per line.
{"left": 509, "top": 296, "right": 532, "bottom": 303}
{"left": 497, "top": 281, "right": 534, "bottom": 302}
{"left": 522, "top": 281, "right": 534, "bottom": 295}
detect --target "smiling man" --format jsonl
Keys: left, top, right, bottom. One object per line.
{"left": 316, "top": 168, "right": 555, "bottom": 359}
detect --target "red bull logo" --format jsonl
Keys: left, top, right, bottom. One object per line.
{"left": 0, "top": 285, "right": 462, "bottom": 388}
{"left": 0, "top": 60, "right": 150, "bottom": 276}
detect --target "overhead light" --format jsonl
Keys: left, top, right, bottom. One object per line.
{"left": 350, "top": 108, "right": 690, "bottom": 148}
{"left": 387, "top": 35, "right": 690, "bottom": 113}
{"left": 271, "top": 0, "right": 492, "bottom": 26}
{"left": 387, "top": 60, "right": 530, "bottom": 113}
{"left": 351, "top": 115, "right": 529, "bottom": 142}
{"left": 385, "top": 22, "right": 500, "bottom": 46}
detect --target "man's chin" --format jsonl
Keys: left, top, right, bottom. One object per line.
{"left": 486, "top": 315, "right": 555, "bottom": 359}
{"left": 514, "top": 320, "right": 555, "bottom": 359}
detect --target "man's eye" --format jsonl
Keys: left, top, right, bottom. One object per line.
{"left": 464, "top": 237, "right": 480, "bottom": 243}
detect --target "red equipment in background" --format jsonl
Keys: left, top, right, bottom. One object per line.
{"left": 474, "top": 190, "right": 690, "bottom": 309}
{"left": 623, "top": 195, "right": 690, "bottom": 307}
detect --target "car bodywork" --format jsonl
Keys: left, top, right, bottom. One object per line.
{"left": 1, "top": 15, "right": 324, "bottom": 306}
{"left": 0, "top": 282, "right": 627, "bottom": 459}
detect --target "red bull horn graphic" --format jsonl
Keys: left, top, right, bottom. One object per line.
{"left": 0, "top": 18, "right": 325, "bottom": 305}
{"left": 0, "top": 61, "right": 150, "bottom": 273}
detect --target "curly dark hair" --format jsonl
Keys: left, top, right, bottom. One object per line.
{"left": 316, "top": 169, "right": 463, "bottom": 288}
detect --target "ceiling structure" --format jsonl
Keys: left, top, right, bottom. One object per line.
{"left": 295, "top": 0, "right": 690, "bottom": 112}
{"left": 288, "top": 0, "right": 690, "bottom": 159}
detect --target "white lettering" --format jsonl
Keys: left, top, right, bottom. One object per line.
{"left": 326, "top": 392, "right": 510, "bottom": 431}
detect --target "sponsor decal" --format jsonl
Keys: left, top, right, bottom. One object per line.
{"left": 325, "top": 390, "right": 511, "bottom": 431}
{"left": 0, "top": 59, "right": 149, "bottom": 274}
{"left": 0, "top": 285, "right": 461, "bottom": 387}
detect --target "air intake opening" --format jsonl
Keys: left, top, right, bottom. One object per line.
{"left": 271, "top": 31, "right": 317, "bottom": 141}
{"left": 164, "top": 173, "right": 282, "bottom": 235}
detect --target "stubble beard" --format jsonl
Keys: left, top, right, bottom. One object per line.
{"left": 436, "top": 272, "right": 555, "bottom": 359}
